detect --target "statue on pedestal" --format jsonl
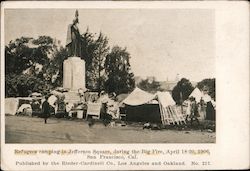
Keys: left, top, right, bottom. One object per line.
{"left": 63, "top": 10, "right": 86, "bottom": 92}
{"left": 66, "top": 10, "right": 82, "bottom": 57}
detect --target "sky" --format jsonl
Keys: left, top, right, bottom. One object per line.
{"left": 4, "top": 9, "right": 215, "bottom": 82}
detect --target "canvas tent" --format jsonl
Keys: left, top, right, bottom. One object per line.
{"left": 122, "top": 88, "right": 185, "bottom": 125}
{"left": 122, "top": 88, "right": 155, "bottom": 106}
{"left": 5, "top": 97, "right": 34, "bottom": 115}
{"left": 189, "top": 87, "right": 214, "bottom": 103}
{"left": 5, "top": 98, "right": 19, "bottom": 115}
{"left": 189, "top": 87, "right": 216, "bottom": 121}
{"left": 189, "top": 87, "right": 203, "bottom": 103}
{"left": 122, "top": 88, "right": 159, "bottom": 122}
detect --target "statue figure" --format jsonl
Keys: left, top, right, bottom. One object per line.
{"left": 66, "top": 10, "right": 82, "bottom": 57}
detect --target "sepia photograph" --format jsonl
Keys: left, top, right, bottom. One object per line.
{"left": 1, "top": 1, "right": 249, "bottom": 170}
{"left": 3, "top": 8, "right": 216, "bottom": 144}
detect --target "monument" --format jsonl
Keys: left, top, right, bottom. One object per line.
{"left": 63, "top": 10, "right": 86, "bottom": 91}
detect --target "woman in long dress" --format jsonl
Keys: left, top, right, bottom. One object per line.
{"left": 42, "top": 96, "right": 50, "bottom": 124}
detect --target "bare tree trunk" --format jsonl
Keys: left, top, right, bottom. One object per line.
{"left": 180, "top": 91, "right": 183, "bottom": 114}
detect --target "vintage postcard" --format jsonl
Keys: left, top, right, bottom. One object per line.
{"left": 1, "top": 1, "right": 249, "bottom": 170}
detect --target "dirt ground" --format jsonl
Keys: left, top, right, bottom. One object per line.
{"left": 5, "top": 115, "right": 215, "bottom": 143}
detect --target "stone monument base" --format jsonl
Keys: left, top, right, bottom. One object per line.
{"left": 63, "top": 56, "right": 86, "bottom": 91}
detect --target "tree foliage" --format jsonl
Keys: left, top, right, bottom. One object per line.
{"left": 172, "top": 78, "right": 194, "bottom": 105}
{"left": 5, "top": 31, "right": 135, "bottom": 97}
{"left": 44, "top": 46, "right": 69, "bottom": 88}
{"left": 104, "top": 46, "right": 135, "bottom": 94}
{"left": 5, "top": 36, "right": 60, "bottom": 97}
{"left": 137, "top": 77, "right": 162, "bottom": 93}
{"left": 5, "top": 37, "right": 34, "bottom": 74}
{"left": 86, "top": 32, "right": 109, "bottom": 91}
{"left": 197, "top": 78, "right": 216, "bottom": 100}
{"left": 5, "top": 73, "right": 49, "bottom": 97}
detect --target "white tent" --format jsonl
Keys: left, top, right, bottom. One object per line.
{"left": 189, "top": 87, "right": 213, "bottom": 103}
{"left": 5, "top": 98, "right": 19, "bottom": 115}
{"left": 122, "top": 87, "right": 155, "bottom": 106}
{"left": 189, "top": 87, "right": 203, "bottom": 103}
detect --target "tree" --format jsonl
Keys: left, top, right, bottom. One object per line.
{"left": 5, "top": 36, "right": 60, "bottom": 97}
{"left": 197, "top": 78, "right": 216, "bottom": 100}
{"left": 5, "top": 37, "right": 34, "bottom": 75}
{"left": 77, "top": 29, "right": 110, "bottom": 91}
{"left": 172, "top": 78, "right": 194, "bottom": 105}
{"left": 5, "top": 36, "right": 54, "bottom": 75}
{"left": 5, "top": 73, "right": 49, "bottom": 97}
{"left": 5, "top": 30, "right": 136, "bottom": 97}
{"left": 104, "top": 46, "right": 135, "bottom": 94}
{"left": 138, "top": 77, "right": 162, "bottom": 93}
{"left": 44, "top": 46, "right": 69, "bottom": 88}
{"left": 87, "top": 32, "right": 109, "bottom": 92}
{"left": 80, "top": 28, "right": 97, "bottom": 65}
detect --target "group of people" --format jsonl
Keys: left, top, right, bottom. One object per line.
{"left": 39, "top": 90, "right": 120, "bottom": 124}
{"left": 185, "top": 95, "right": 216, "bottom": 126}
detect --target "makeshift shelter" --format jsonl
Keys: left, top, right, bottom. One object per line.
{"left": 5, "top": 98, "right": 19, "bottom": 115}
{"left": 156, "top": 92, "right": 185, "bottom": 125}
{"left": 5, "top": 97, "right": 35, "bottom": 115}
{"left": 122, "top": 88, "right": 185, "bottom": 125}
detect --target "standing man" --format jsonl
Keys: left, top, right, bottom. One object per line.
{"left": 185, "top": 97, "right": 192, "bottom": 121}
{"left": 190, "top": 97, "right": 200, "bottom": 126}
{"left": 42, "top": 96, "right": 50, "bottom": 124}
